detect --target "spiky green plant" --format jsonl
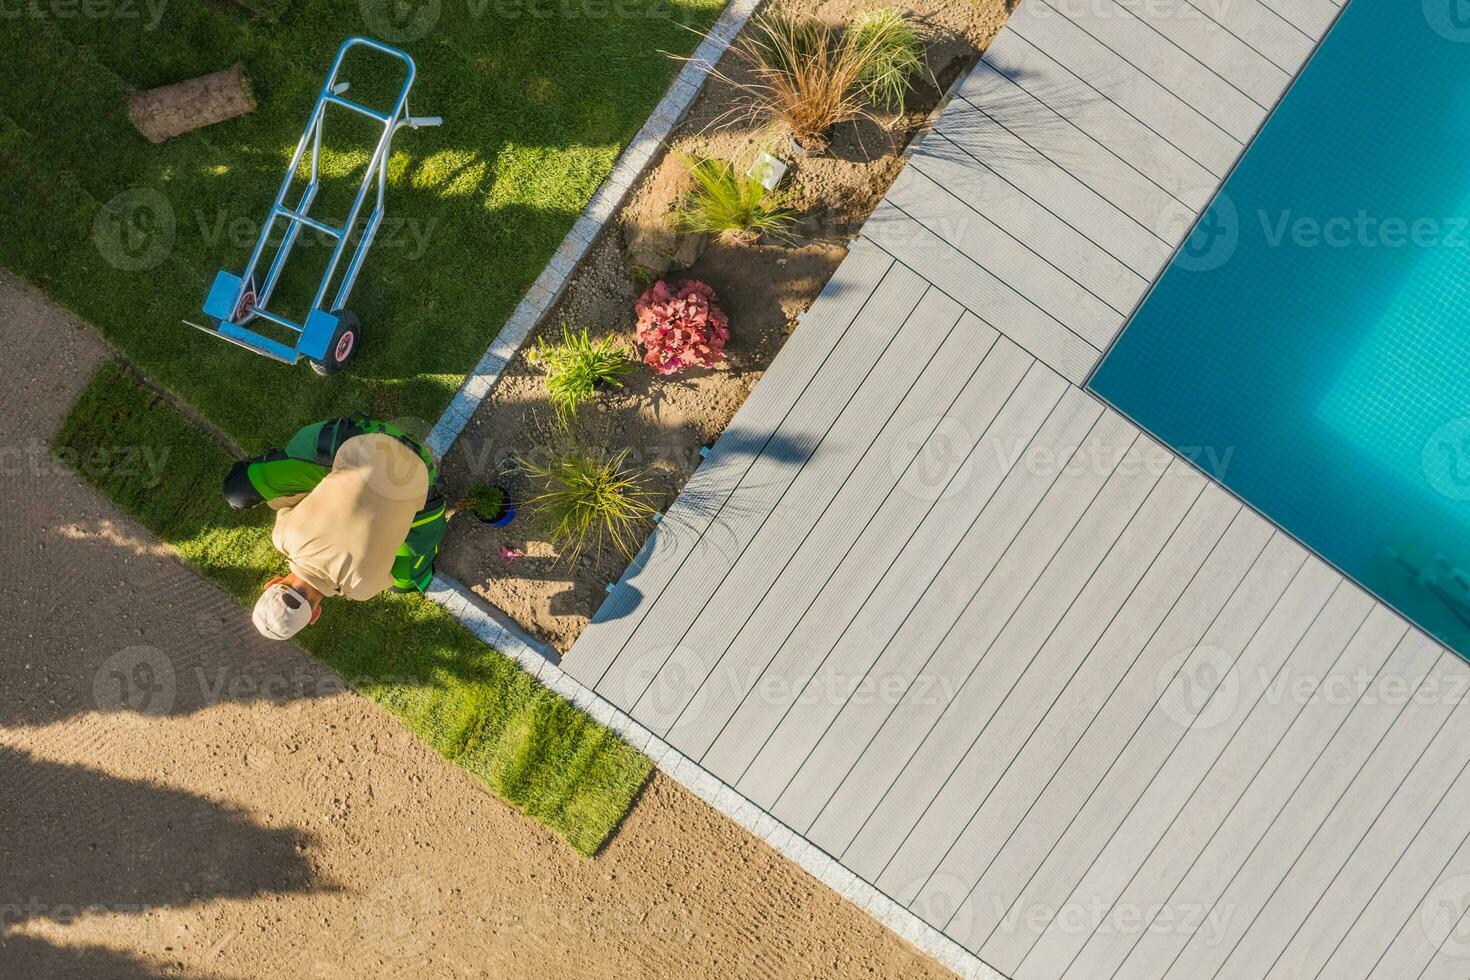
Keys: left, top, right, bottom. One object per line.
{"left": 518, "top": 446, "right": 658, "bottom": 563}
{"left": 673, "top": 155, "right": 795, "bottom": 244}
{"left": 851, "top": 8, "right": 926, "bottom": 112}
{"left": 528, "top": 327, "right": 635, "bottom": 418}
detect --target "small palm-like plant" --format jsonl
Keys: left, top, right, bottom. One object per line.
{"left": 528, "top": 326, "right": 635, "bottom": 418}
{"left": 673, "top": 155, "right": 794, "bottom": 245}
{"left": 518, "top": 446, "right": 658, "bottom": 562}
{"left": 851, "top": 8, "right": 926, "bottom": 112}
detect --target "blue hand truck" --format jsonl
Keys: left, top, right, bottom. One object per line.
{"left": 188, "top": 37, "right": 441, "bottom": 375}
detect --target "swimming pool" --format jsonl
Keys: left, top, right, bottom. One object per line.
{"left": 1088, "top": 0, "right": 1470, "bottom": 657}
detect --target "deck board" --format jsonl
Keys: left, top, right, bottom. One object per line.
{"left": 556, "top": 2, "right": 1460, "bottom": 975}
{"left": 1112, "top": 630, "right": 1448, "bottom": 979}
{"left": 666, "top": 332, "right": 1037, "bottom": 758}
{"left": 1060, "top": 603, "right": 1411, "bottom": 979}
{"left": 789, "top": 410, "right": 1142, "bottom": 842}
{"left": 739, "top": 385, "right": 1106, "bottom": 811}
{"left": 1017, "top": 581, "right": 1378, "bottom": 977}
{"left": 813, "top": 425, "right": 1162, "bottom": 864}
{"left": 1161, "top": 644, "right": 1465, "bottom": 979}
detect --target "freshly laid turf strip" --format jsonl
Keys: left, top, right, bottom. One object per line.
{"left": 55, "top": 362, "right": 653, "bottom": 856}
{"left": 1, "top": 0, "right": 721, "bottom": 452}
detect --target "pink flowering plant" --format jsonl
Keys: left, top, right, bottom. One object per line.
{"left": 634, "top": 279, "right": 730, "bottom": 375}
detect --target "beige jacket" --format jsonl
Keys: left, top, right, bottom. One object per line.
{"left": 270, "top": 433, "right": 429, "bottom": 600}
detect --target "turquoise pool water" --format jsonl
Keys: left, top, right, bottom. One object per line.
{"left": 1089, "top": 0, "right": 1470, "bottom": 656}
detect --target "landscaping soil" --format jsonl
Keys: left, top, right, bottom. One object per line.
{"left": 440, "top": 0, "right": 1012, "bottom": 652}
{"left": 0, "top": 272, "right": 950, "bottom": 978}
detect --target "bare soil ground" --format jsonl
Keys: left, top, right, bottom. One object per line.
{"left": 440, "top": 0, "right": 1012, "bottom": 652}
{"left": 0, "top": 271, "right": 949, "bottom": 977}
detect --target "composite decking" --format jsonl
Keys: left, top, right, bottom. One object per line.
{"left": 566, "top": 0, "right": 1470, "bottom": 976}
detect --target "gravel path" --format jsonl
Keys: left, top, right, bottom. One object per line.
{"left": 0, "top": 272, "right": 946, "bottom": 979}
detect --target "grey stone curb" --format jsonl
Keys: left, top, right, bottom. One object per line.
{"left": 424, "top": 568, "right": 1007, "bottom": 980}
{"left": 424, "top": 0, "right": 762, "bottom": 459}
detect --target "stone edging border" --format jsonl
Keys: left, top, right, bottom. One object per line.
{"left": 425, "top": 572, "right": 1006, "bottom": 980}
{"left": 424, "top": 0, "right": 761, "bottom": 459}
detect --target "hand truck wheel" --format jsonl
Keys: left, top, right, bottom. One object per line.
{"left": 310, "top": 310, "right": 361, "bottom": 376}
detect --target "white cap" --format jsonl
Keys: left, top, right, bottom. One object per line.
{"left": 252, "top": 582, "right": 314, "bottom": 640}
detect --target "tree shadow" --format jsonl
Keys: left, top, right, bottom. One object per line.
{"left": 0, "top": 933, "right": 191, "bottom": 980}
{"left": 0, "top": 745, "right": 321, "bottom": 977}
{"left": 0, "top": 502, "right": 354, "bottom": 731}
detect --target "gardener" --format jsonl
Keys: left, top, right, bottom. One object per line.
{"left": 222, "top": 414, "right": 446, "bottom": 640}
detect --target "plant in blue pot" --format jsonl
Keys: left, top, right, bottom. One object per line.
{"left": 463, "top": 482, "right": 515, "bottom": 527}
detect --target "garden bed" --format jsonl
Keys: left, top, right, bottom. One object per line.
{"left": 438, "top": 0, "right": 1011, "bottom": 651}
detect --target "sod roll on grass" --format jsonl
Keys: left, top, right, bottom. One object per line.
{"left": 55, "top": 361, "right": 653, "bottom": 856}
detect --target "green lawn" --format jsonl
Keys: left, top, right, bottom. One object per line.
{"left": 0, "top": 0, "right": 720, "bottom": 451}
{"left": 57, "top": 362, "right": 653, "bottom": 856}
